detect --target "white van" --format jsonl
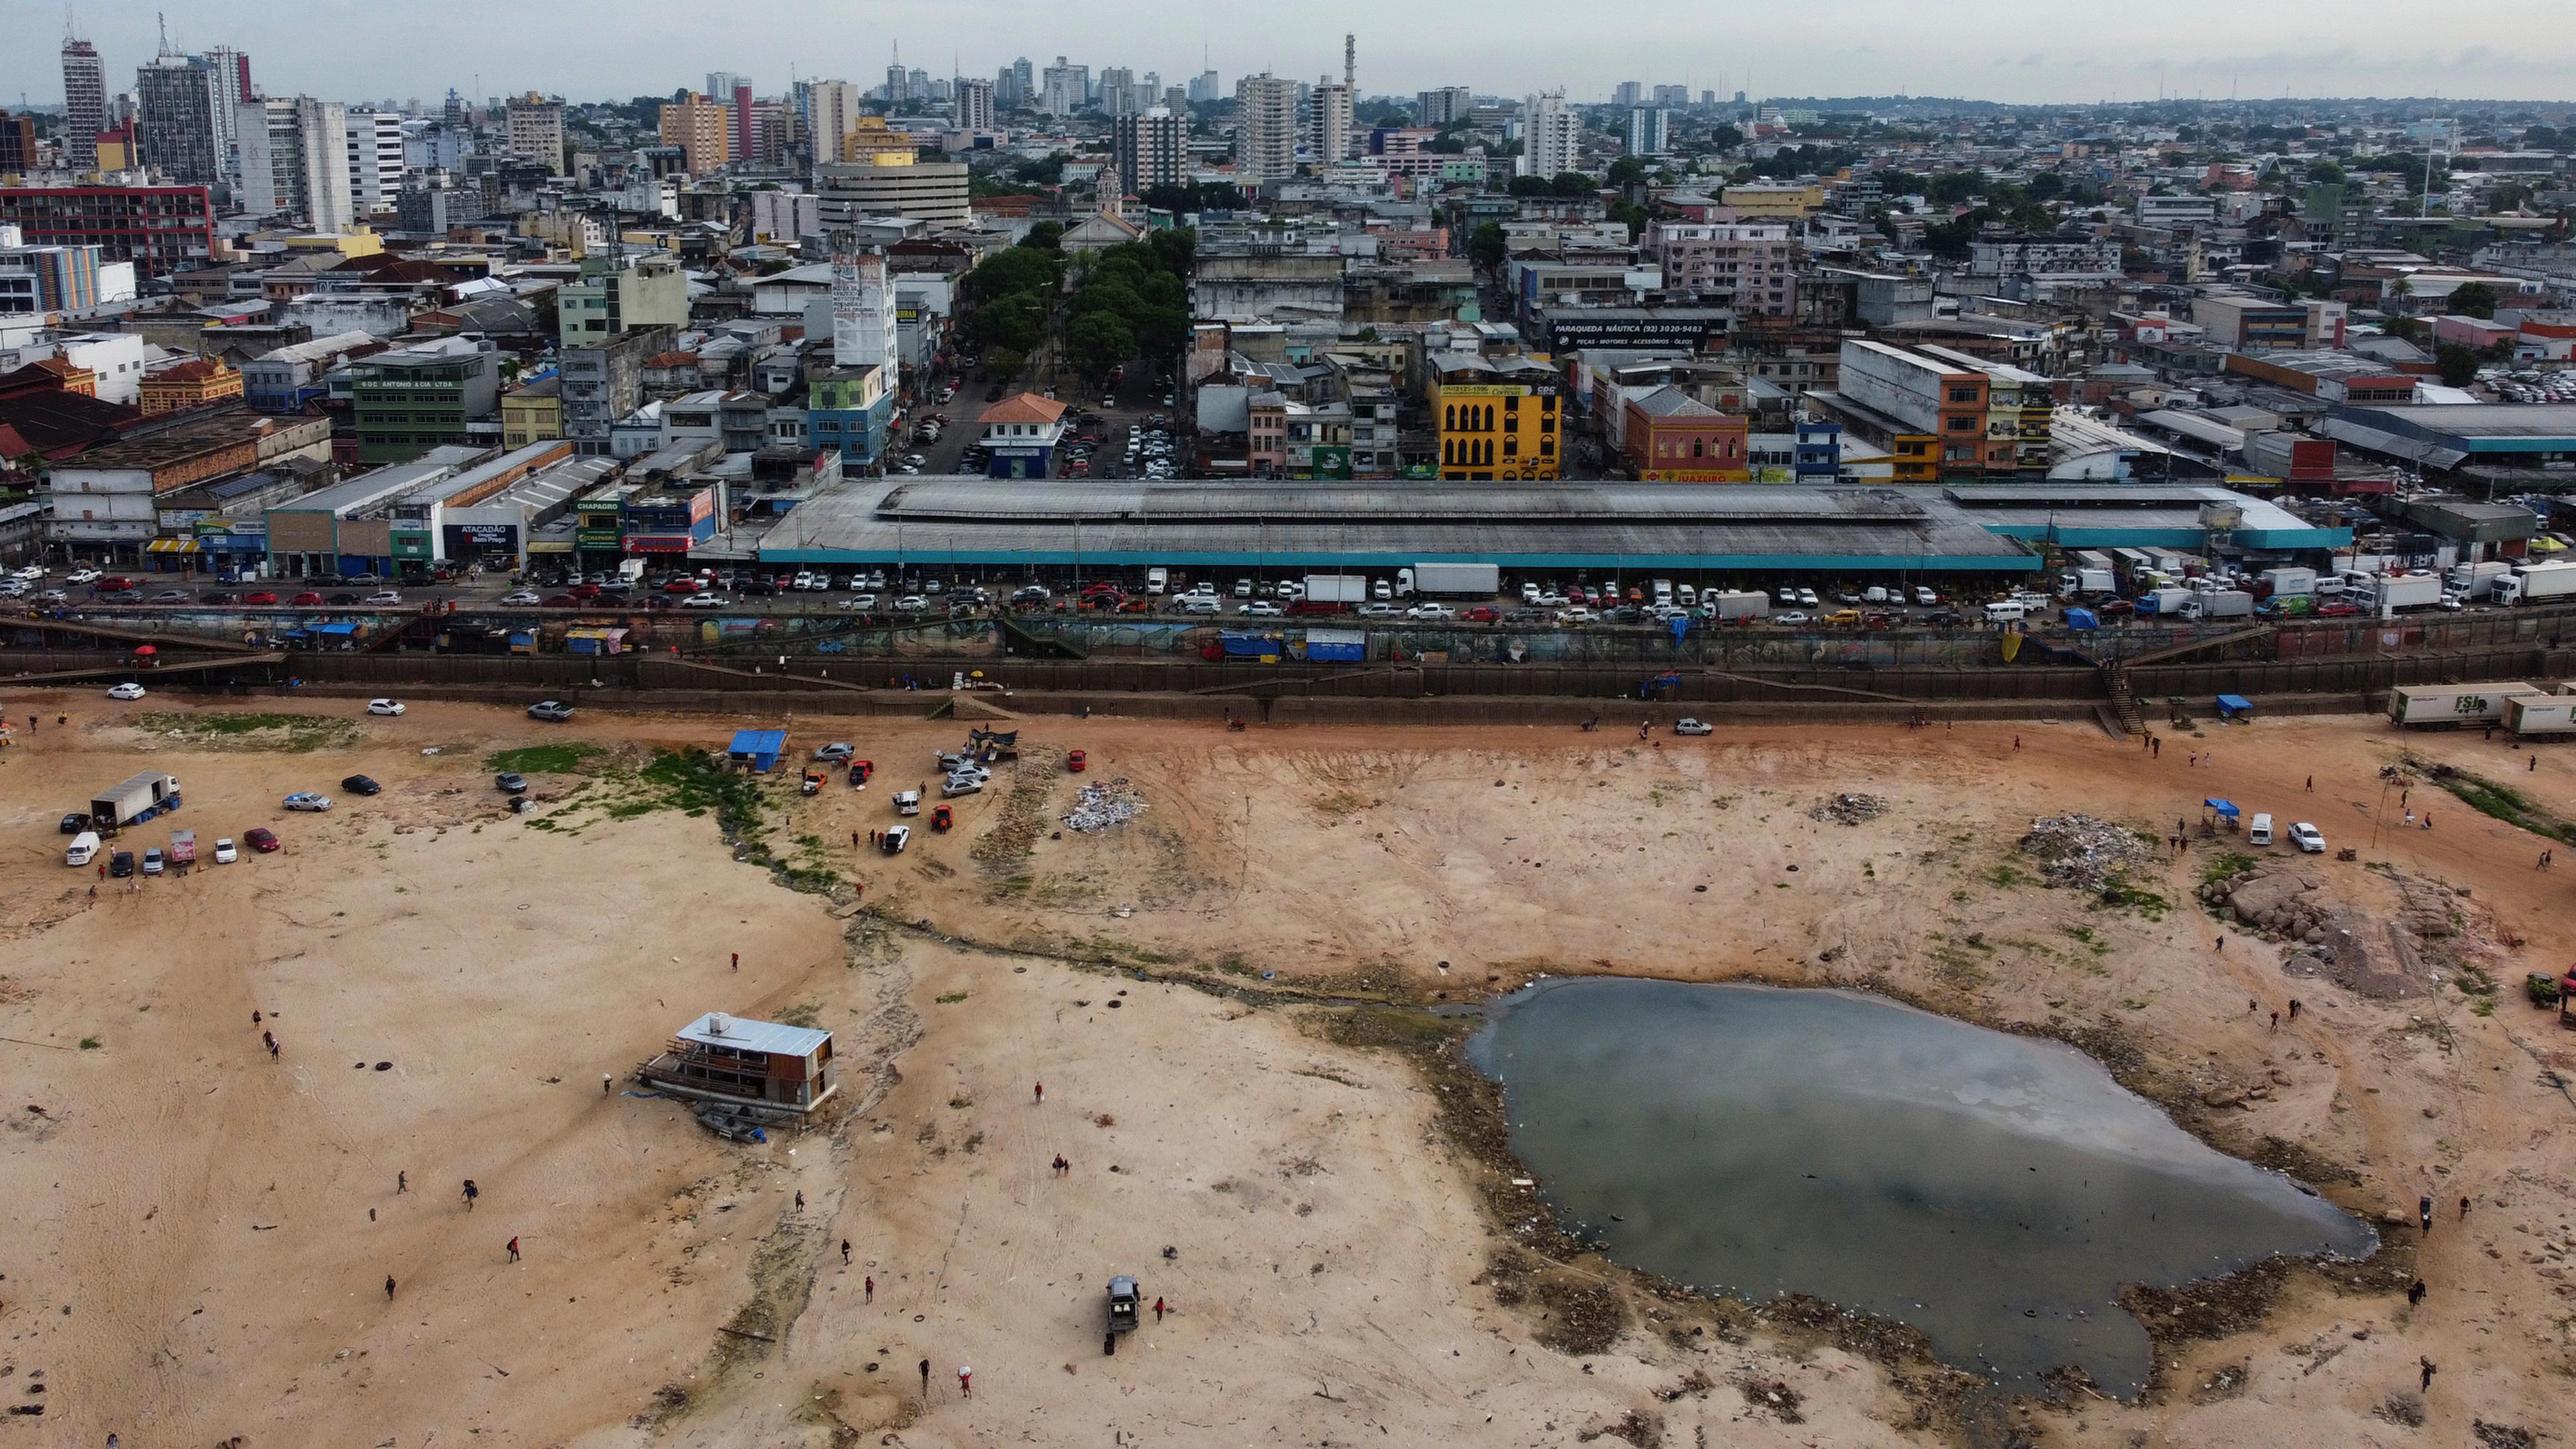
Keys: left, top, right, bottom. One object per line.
{"left": 2247, "top": 813, "right": 2274, "bottom": 847}
{"left": 1984, "top": 600, "right": 2029, "bottom": 622}
{"left": 1145, "top": 568, "right": 1169, "bottom": 596}
{"left": 66, "top": 830, "right": 101, "bottom": 867}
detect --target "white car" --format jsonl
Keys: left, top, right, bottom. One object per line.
{"left": 68, "top": 568, "right": 103, "bottom": 585}
{"left": 1796, "top": 588, "right": 1820, "bottom": 608}
{"left": 1674, "top": 718, "right": 1715, "bottom": 735}
{"left": 212, "top": 837, "right": 238, "bottom": 864}
{"left": 366, "top": 698, "right": 406, "bottom": 716}
{"left": 1557, "top": 606, "right": 1595, "bottom": 623}
{"left": 1406, "top": 603, "right": 1453, "bottom": 620}
{"left": 1773, "top": 610, "right": 1811, "bottom": 625}
{"left": 1241, "top": 600, "right": 1285, "bottom": 617}
{"left": 839, "top": 594, "right": 880, "bottom": 610}
{"left": 678, "top": 593, "right": 725, "bottom": 608}
{"left": 1914, "top": 586, "right": 1938, "bottom": 606}
{"left": 1177, "top": 595, "right": 1220, "bottom": 614}
{"left": 894, "top": 594, "right": 929, "bottom": 610}
{"left": 500, "top": 590, "right": 542, "bottom": 605}
{"left": 364, "top": 590, "right": 404, "bottom": 605}
{"left": 106, "top": 682, "right": 147, "bottom": 700}
{"left": 2289, "top": 822, "right": 2326, "bottom": 853}
{"left": 1356, "top": 602, "right": 1400, "bottom": 618}
{"left": 282, "top": 792, "right": 333, "bottom": 812}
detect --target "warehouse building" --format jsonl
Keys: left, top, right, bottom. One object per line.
{"left": 2320, "top": 403, "right": 2576, "bottom": 494}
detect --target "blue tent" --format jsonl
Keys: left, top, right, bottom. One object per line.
{"left": 727, "top": 729, "right": 786, "bottom": 772}
{"left": 2203, "top": 798, "right": 2239, "bottom": 825}
{"left": 2064, "top": 607, "right": 2098, "bottom": 631}
{"left": 2216, "top": 694, "right": 2253, "bottom": 720}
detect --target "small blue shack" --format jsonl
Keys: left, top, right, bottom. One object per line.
{"left": 728, "top": 729, "right": 786, "bottom": 772}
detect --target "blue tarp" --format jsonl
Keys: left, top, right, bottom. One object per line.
{"left": 2064, "top": 607, "right": 2099, "bottom": 631}
{"left": 728, "top": 729, "right": 786, "bottom": 772}
{"left": 312, "top": 621, "right": 360, "bottom": 636}
{"left": 2204, "top": 798, "right": 2239, "bottom": 820}
{"left": 2216, "top": 694, "right": 2253, "bottom": 719}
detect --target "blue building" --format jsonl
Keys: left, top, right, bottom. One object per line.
{"left": 975, "top": 392, "right": 1068, "bottom": 479}
{"left": 807, "top": 365, "right": 895, "bottom": 471}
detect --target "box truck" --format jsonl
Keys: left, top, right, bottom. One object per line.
{"left": 1292, "top": 574, "right": 1367, "bottom": 613}
{"left": 2495, "top": 559, "right": 2576, "bottom": 605}
{"left": 2139, "top": 587, "right": 2195, "bottom": 617}
{"left": 1401, "top": 562, "right": 1502, "bottom": 598}
{"left": 2359, "top": 573, "right": 2445, "bottom": 612}
{"left": 2059, "top": 566, "right": 2116, "bottom": 594}
{"left": 2258, "top": 566, "right": 2317, "bottom": 598}
{"left": 91, "top": 771, "right": 181, "bottom": 830}
{"left": 1705, "top": 590, "right": 1770, "bottom": 621}
{"left": 2444, "top": 559, "right": 2511, "bottom": 598}
{"left": 2387, "top": 682, "right": 2544, "bottom": 727}
{"left": 2183, "top": 590, "right": 2255, "bottom": 620}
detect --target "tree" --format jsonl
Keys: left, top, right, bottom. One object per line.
{"left": 1605, "top": 200, "right": 1650, "bottom": 242}
{"left": 2435, "top": 341, "right": 2481, "bottom": 388}
{"left": 1549, "top": 171, "right": 1596, "bottom": 197}
{"left": 1468, "top": 221, "right": 1508, "bottom": 272}
{"left": 1065, "top": 312, "right": 1136, "bottom": 380}
{"left": 1507, "top": 174, "right": 1554, "bottom": 197}
{"left": 2448, "top": 282, "right": 2499, "bottom": 319}
{"left": 967, "top": 291, "right": 1046, "bottom": 353}
{"left": 1022, "top": 221, "right": 1064, "bottom": 251}
{"left": 1707, "top": 124, "right": 1744, "bottom": 150}
{"left": 2306, "top": 158, "right": 2347, "bottom": 185}
{"left": 1605, "top": 156, "right": 1650, "bottom": 191}
{"left": 959, "top": 246, "right": 1062, "bottom": 305}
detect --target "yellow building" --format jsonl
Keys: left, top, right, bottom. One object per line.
{"left": 501, "top": 377, "right": 564, "bottom": 448}
{"left": 137, "top": 358, "right": 244, "bottom": 415}
{"left": 1429, "top": 354, "right": 1564, "bottom": 481}
{"left": 1719, "top": 181, "right": 1825, "bottom": 219}
{"left": 279, "top": 226, "right": 384, "bottom": 258}
{"left": 659, "top": 95, "right": 732, "bottom": 174}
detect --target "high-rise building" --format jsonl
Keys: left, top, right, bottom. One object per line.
{"left": 732, "top": 84, "right": 756, "bottom": 162}
{"left": 0, "top": 111, "right": 38, "bottom": 174}
{"left": 237, "top": 97, "right": 353, "bottom": 232}
{"left": 1234, "top": 73, "right": 1299, "bottom": 183}
{"left": 1518, "top": 91, "right": 1580, "bottom": 178}
{"left": 1651, "top": 85, "right": 1690, "bottom": 108}
{"left": 816, "top": 119, "right": 969, "bottom": 224}
{"left": 1040, "top": 58, "right": 1088, "bottom": 116}
{"left": 1417, "top": 87, "right": 1473, "bottom": 125}
{"left": 343, "top": 108, "right": 405, "bottom": 214}
{"left": 1624, "top": 107, "right": 1668, "bottom": 157}
{"left": 135, "top": 56, "right": 226, "bottom": 188}
{"left": 1612, "top": 80, "right": 1643, "bottom": 107}
{"left": 659, "top": 95, "right": 731, "bottom": 174}
{"left": 203, "top": 46, "right": 252, "bottom": 178}
{"left": 830, "top": 246, "right": 897, "bottom": 374}
{"left": 1112, "top": 107, "right": 1185, "bottom": 193}
{"left": 506, "top": 92, "right": 566, "bottom": 174}
{"left": 62, "top": 37, "right": 107, "bottom": 170}
{"left": 908, "top": 69, "right": 930, "bottom": 103}
{"left": 1189, "top": 70, "right": 1222, "bottom": 105}
{"left": 808, "top": 80, "right": 863, "bottom": 164}
{"left": 954, "top": 78, "right": 995, "bottom": 133}
{"left": 1309, "top": 80, "right": 1353, "bottom": 163}
{"left": 885, "top": 62, "right": 909, "bottom": 103}
{"left": 706, "top": 72, "right": 749, "bottom": 105}
{"left": 0, "top": 182, "right": 215, "bottom": 276}
{"left": 1098, "top": 67, "right": 1136, "bottom": 116}
{"left": 1164, "top": 86, "right": 1189, "bottom": 113}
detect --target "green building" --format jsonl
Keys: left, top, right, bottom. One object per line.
{"left": 347, "top": 337, "right": 500, "bottom": 464}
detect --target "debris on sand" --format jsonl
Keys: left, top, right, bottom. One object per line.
{"left": 1809, "top": 793, "right": 1888, "bottom": 826}
{"left": 2017, "top": 814, "right": 2159, "bottom": 891}
{"left": 1063, "top": 779, "right": 1146, "bottom": 833}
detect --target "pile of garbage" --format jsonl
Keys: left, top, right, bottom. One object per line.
{"left": 1809, "top": 793, "right": 1888, "bottom": 825}
{"left": 1063, "top": 778, "right": 1148, "bottom": 833}
{"left": 2016, "top": 813, "right": 2159, "bottom": 891}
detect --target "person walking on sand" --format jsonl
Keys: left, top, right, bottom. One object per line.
{"left": 603, "top": 1073, "right": 612, "bottom": 1095}
{"left": 2407, "top": 1279, "right": 2426, "bottom": 1306}
{"left": 731, "top": 952, "right": 739, "bottom": 971}
{"left": 397, "top": 1171, "right": 407, "bottom": 1194}
{"left": 2419, "top": 1194, "right": 2433, "bottom": 1232}
{"left": 2420, "top": 1356, "right": 2436, "bottom": 1392}
{"left": 1154, "top": 1296, "right": 1166, "bottom": 1323}
{"left": 918, "top": 1358, "right": 930, "bottom": 1396}
{"left": 2269, "top": 1010, "right": 2279, "bottom": 1032}
{"left": 267, "top": 1038, "right": 280, "bottom": 1063}
{"left": 463, "top": 1179, "right": 479, "bottom": 1211}
{"left": 2289, "top": 999, "right": 2302, "bottom": 1020}
{"left": 507, "top": 1236, "right": 520, "bottom": 1262}
{"left": 1034, "top": 1081, "right": 1044, "bottom": 1104}
{"left": 794, "top": 1191, "right": 804, "bottom": 1210}
{"left": 385, "top": 1275, "right": 397, "bottom": 1300}
{"left": 2460, "top": 1195, "right": 2471, "bottom": 1220}
{"left": 2422, "top": 812, "right": 2432, "bottom": 830}
{"left": 841, "top": 1238, "right": 851, "bottom": 1265}
{"left": 957, "top": 1366, "right": 971, "bottom": 1397}
{"left": 865, "top": 1275, "right": 874, "bottom": 1303}
{"left": 1053, "top": 1154, "right": 1069, "bottom": 1175}
{"left": 2305, "top": 776, "right": 2313, "bottom": 792}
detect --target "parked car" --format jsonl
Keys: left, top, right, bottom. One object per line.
{"left": 364, "top": 590, "right": 404, "bottom": 605}
{"left": 679, "top": 593, "right": 724, "bottom": 608}
{"left": 1674, "top": 718, "right": 1715, "bottom": 736}
{"left": 1772, "top": 610, "right": 1810, "bottom": 625}
{"left": 496, "top": 772, "right": 528, "bottom": 794}
{"left": 110, "top": 850, "right": 135, "bottom": 877}
{"left": 881, "top": 824, "right": 911, "bottom": 853}
{"left": 242, "top": 590, "right": 279, "bottom": 604}
{"left": 1406, "top": 603, "right": 1454, "bottom": 620}
{"left": 1241, "top": 600, "right": 1284, "bottom": 617}
{"left": 213, "top": 837, "right": 238, "bottom": 864}
{"left": 142, "top": 846, "right": 164, "bottom": 875}
{"left": 527, "top": 700, "right": 575, "bottom": 721}
{"left": 282, "top": 792, "right": 331, "bottom": 812}
{"left": 814, "top": 743, "right": 855, "bottom": 763}
{"left": 66, "top": 568, "right": 102, "bottom": 584}
{"left": 340, "top": 774, "right": 381, "bottom": 796}
{"left": 2289, "top": 822, "right": 2326, "bottom": 853}
{"left": 60, "top": 812, "right": 89, "bottom": 833}
{"left": 245, "top": 827, "right": 279, "bottom": 853}
{"left": 149, "top": 588, "right": 189, "bottom": 603}
{"left": 1462, "top": 605, "right": 1501, "bottom": 623}
{"left": 366, "top": 698, "right": 406, "bottom": 716}
{"left": 500, "top": 590, "right": 542, "bottom": 605}
{"left": 106, "top": 682, "right": 147, "bottom": 700}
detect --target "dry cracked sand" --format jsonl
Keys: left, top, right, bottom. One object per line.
{"left": 1, "top": 692, "right": 2571, "bottom": 1448}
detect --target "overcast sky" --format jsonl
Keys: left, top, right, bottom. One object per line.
{"left": 9, "top": 0, "right": 2572, "bottom": 109}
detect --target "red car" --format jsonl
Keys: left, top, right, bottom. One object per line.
{"left": 660, "top": 578, "right": 700, "bottom": 594}
{"left": 290, "top": 592, "right": 323, "bottom": 606}
{"left": 1462, "top": 605, "right": 1501, "bottom": 623}
{"left": 243, "top": 590, "right": 279, "bottom": 605}
{"left": 244, "top": 827, "right": 280, "bottom": 853}
{"left": 569, "top": 582, "right": 602, "bottom": 600}
{"left": 544, "top": 594, "right": 580, "bottom": 607}
{"left": 2318, "top": 600, "right": 2362, "bottom": 616}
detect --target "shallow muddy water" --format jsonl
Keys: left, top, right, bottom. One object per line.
{"left": 1466, "top": 978, "right": 2374, "bottom": 1395}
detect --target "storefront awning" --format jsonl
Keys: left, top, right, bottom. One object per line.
{"left": 144, "top": 538, "right": 201, "bottom": 553}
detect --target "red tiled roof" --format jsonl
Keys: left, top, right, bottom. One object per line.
{"left": 644, "top": 351, "right": 702, "bottom": 368}
{"left": 978, "top": 393, "right": 1067, "bottom": 425}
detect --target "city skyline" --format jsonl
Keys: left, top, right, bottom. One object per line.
{"left": 7, "top": 0, "right": 2574, "bottom": 109}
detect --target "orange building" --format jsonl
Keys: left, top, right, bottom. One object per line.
{"left": 1621, "top": 385, "right": 1750, "bottom": 481}
{"left": 659, "top": 96, "right": 732, "bottom": 175}
{"left": 137, "top": 358, "right": 243, "bottom": 415}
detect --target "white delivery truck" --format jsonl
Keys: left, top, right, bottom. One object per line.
{"left": 1297, "top": 574, "right": 1368, "bottom": 612}
{"left": 2444, "top": 559, "right": 2511, "bottom": 598}
{"left": 2386, "top": 682, "right": 2544, "bottom": 727}
{"left": 2258, "top": 566, "right": 2317, "bottom": 598}
{"left": 1145, "top": 568, "right": 1169, "bottom": 596}
{"left": 2495, "top": 559, "right": 2576, "bottom": 605}
{"left": 2059, "top": 566, "right": 2116, "bottom": 594}
{"left": 2184, "top": 590, "right": 2255, "bottom": 620}
{"left": 1402, "top": 562, "right": 1503, "bottom": 598}
{"left": 2360, "top": 573, "right": 2445, "bottom": 612}
{"left": 1706, "top": 590, "right": 1770, "bottom": 621}
{"left": 2504, "top": 693, "right": 2576, "bottom": 737}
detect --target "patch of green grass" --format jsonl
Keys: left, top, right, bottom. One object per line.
{"left": 2118, "top": 997, "right": 2151, "bottom": 1011}
{"left": 935, "top": 991, "right": 969, "bottom": 1005}
{"left": 2099, "top": 877, "right": 2170, "bottom": 920}
{"left": 486, "top": 743, "right": 602, "bottom": 775}
{"left": 1986, "top": 863, "right": 2027, "bottom": 889}
{"left": 775, "top": 1002, "right": 822, "bottom": 1029}
{"left": 2426, "top": 765, "right": 2576, "bottom": 845}
{"left": 2201, "top": 852, "right": 2258, "bottom": 885}
{"left": 78, "top": 1036, "right": 101, "bottom": 1051}
{"left": 138, "top": 711, "right": 358, "bottom": 752}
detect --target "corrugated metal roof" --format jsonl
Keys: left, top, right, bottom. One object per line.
{"left": 676, "top": 1012, "right": 828, "bottom": 1057}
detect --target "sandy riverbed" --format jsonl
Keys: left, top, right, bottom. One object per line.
{"left": 1, "top": 690, "right": 2570, "bottom": 1448}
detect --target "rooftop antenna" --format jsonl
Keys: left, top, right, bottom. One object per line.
{"left": 156, "top": 9, "right": 169, "bottom": 55}
{"left": 62, "top": 2, "right": 76, "bottom": 43}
